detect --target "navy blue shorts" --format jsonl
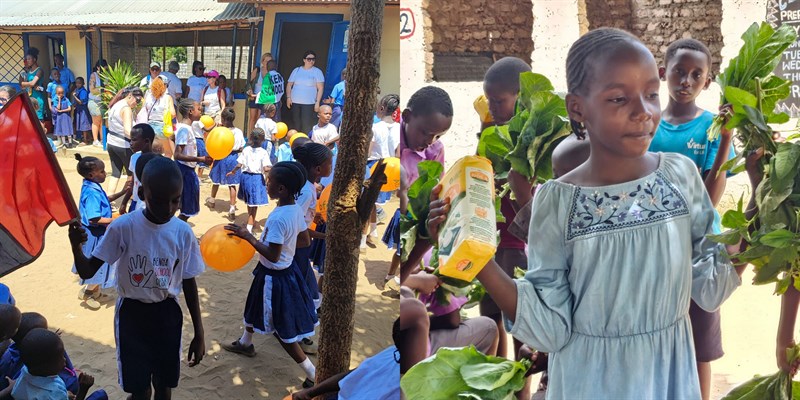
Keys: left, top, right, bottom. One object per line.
{"left": 116, "top": 298, "right": 183, "bottom": 393}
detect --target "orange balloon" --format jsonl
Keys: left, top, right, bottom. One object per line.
{"left": 275, "top": 122, "right": 289, "bottom": 139}
{"left": 200, "top": 115, "right": 215, "bottom": 129}
{"left": 316, "top": 184, "right": 332, "bottom": 222}
{"left": 370, "top": 157, "right": 401, "bottom": 191}
{"left": 206, "top": 127, "right": 235, "bottom": 160}
{"left": 289, "top": 132, "right": 308, "bottom": 147}
{"left": 111, "top": 211, "right": 120, "bottom": 220}
{"left": 200, "top": 224, "right": 255, "bottom": 272}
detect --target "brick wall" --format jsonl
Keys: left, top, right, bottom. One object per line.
{"left": 425, "top": 0, "right": 534, "bottom": 63}
{"left": 630, "top": 0, "right": 723, "bottom": 73}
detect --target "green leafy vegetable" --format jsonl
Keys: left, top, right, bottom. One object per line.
{"left": 401, "top": 161, "right": 444, "bottom": 264}
{"left": 477, "top": 72, "right": 570, "bottom": 181}
{"left": 721, "top": 343, "right": 800, "bottom": 399}
{"left": 400, "top": 346, "right": 532, "bottom": 400}
{"left": 707, "top": 22, "right": 795, "bottom": 160}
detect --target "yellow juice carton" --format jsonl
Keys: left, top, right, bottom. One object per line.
{"left": 437, "top": 155, "right": 497, "bottom": 281}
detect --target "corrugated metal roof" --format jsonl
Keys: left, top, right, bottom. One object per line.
{"left": 220, "top": 0, "right": 399, "bottom": 4}
{"left": 0, "top": 1, "right": 257, "bottom": 28}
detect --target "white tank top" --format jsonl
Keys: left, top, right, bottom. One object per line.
{"left": 107, "top": 101, "right": 131, "bottom": 148}
{"left": 145, "top": 92, "right": 168, "bottom": 123}
{"left": 203, "top": 86, "right": 221, "bottom": 115}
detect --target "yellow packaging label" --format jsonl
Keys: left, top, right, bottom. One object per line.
{"left": 438, "top": 155, "right": 497, "bottom": 282}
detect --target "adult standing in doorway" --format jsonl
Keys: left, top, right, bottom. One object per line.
{"left": 106, "top": 86, "right": 143, "bottom": 197}
{"left": 286, "top": 50, "right": 324, "bottom": 134}
{"left": 247, "top": 52, "right": 272, "bottom": 133}
{"left": 54, "top": 54, "right": 75, "bottom": 94}
{"left": 186, "top": 61, "right": 207, "bottom": 102}
{"left": 19, "top": 47, "right": 46, "bottom": 121}
{"left": 162, "top": 61, "right": 183, "bottom": 101}
{"left": 88, "top": 59, "right": 108, "bottom": 147}
{"left": 144, "top": 75, "right": 176, "bottom": 157}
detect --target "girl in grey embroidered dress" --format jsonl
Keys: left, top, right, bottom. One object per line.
{"left": 454, "top": 29, "right": 744, "bottom": 399}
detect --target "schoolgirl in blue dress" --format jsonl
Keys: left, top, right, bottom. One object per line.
{"left": 51, "top": 86, "right": 74, "bottom": 148}
{"left": 222, "top": 162, "right": 318, "bottom": 388}
{"left": 72, "top": 77, "right": 92, "bottom": 145}
{"left": 72, "top": 154, "right": 128, "bottom": 310}
{"left": 229, "top": 128, "right": 272, "bottom": 233}
{"left": 174, "top": 99, "right": 212, "bottom": 223}
{"left": 207, "top": 107, "right": 246, "bottom": 219}
{"left": 292, "top": 143, "right": 333, "bottom": 311}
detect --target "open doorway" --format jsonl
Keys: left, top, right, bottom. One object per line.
{"left": 271, "top": 13, "right": 343, "bottom": 130}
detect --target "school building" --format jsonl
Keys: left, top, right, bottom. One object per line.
{"left": 0, "top": 0, "right": 399, "bottom": 131}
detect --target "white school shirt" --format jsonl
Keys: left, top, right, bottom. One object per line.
{"left": 186, "top": 76, "right": 207, "bottom": 102}
{"left": 129, "top": 152, "right": 145, "bottom": 211}
{"left": 93, "top": 211, "right": 205, "bottom": 303}
{"left": 258, "top": 204, "right": 306, "bottom": 269}
{"left": 175, "top": 123, "right": 198, "bottom": 168}
{"left": 386, "top": 121, "right": 401, "bottom": 156}
{"left": 296, "top": 180, "right": 317, "bottom": 227}
{"left": 191, "top": 121, "right": 205, "bottom": 139}
{"left": 231, "top": 127, "right": 246, "bottom": 151}
{"left": 255, "top": 117, "right": 277, "bottom": 138}
{"left": 237, "top": 146, "right": 271, "bottom": 174}
{"left": 369, "top": 121, "right": 394, "bottom": 160}
{"left": 311, "top": 123, "right": 338, "bottom": 145}
{"left": 287, "top": 66, "right": 324, "bottom": 105}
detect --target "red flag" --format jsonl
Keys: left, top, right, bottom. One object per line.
{"left": 0, "top": 92, "right": 78, "bottom": 276}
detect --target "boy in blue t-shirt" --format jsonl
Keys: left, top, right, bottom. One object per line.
{"left": 648, "top": 38, "right": 734, "bottom": 400}
{"left": 326, "top": 69, "right": 346, "bottom": 129}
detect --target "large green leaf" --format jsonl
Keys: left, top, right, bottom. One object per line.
{"left": 754, "top": 246, "right": 796, "bottom": 283}
{"left": 758, "top": 74, "right": 793, "bottom": 117}
{"left": 407, "top": 161, "right": 444, "bottom": 221}
{"left": 759, "top": 229, "right": 797, "bottom": 248}
{"left": 770, "top": 142, "right": 800, "bottom": 193}
{"left": 400, "top": 346, "right": 530, "bottom": 400}
{"left": 717, "top": 23, "right": 796, "bottom": 94}
{"left": 96, "top": 60, "right": 145, "bottom": 115}
{"left": 724, "top": 86, "right": 758, "bottom": 109}
{"left": 519, "top": 73, "right": 554, "bottom": 104}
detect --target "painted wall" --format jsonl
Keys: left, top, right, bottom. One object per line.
{"left": 260, "top": 5, "right": 400, "bottom": 97}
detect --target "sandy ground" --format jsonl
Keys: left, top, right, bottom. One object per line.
{"left": 0, "top": 147, "right": 399, "bottom": 399}
{"left": 420, "top": 80, "right": 794, "bottom": 399}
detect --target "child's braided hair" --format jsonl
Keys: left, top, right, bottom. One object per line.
{"left": 74, "top": 154, "right": 102, "bottom": 178}
{"left": 566, "top": 28, "right": 643, "bottom": 140}
{"left": 271, "top": 161, "right": 308, "bottom": 199}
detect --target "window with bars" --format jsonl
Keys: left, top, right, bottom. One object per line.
{"left": 0, "top": 34, "right": 24, "bottom": 84}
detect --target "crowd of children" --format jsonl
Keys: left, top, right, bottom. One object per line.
{"left": 391, "top": 26, "right": 800, "bottom": 400}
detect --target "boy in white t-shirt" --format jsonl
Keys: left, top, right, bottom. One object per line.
{"left": 310, "top": 104, "right": 338, "bottom": 147}
{"left": 69, "top": 156, "right": 205, "bottom": 400}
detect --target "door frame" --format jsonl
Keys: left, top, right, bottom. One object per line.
{"left": 270, "top": 13, "right": 343, "bottom": 64}
{"left": 22, "top": 32, "right": 68, "bottom": 67}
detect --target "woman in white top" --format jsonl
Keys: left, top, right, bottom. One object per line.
{"left": 286, "top": 50, "right": 325, "bottom": 134}
{"left": 247, "top": 53, "right": 272, "bottom": 134}
{"left": 88, "top": 59, "right": 108, "bottom": 147}
{"left": 106, "top": 86, "right": 144, "bottom": 195}
{"left": 201, "top": 70, "right": 225, "bottom": 124}
{"left": 185, "top": 61, "right": 207, "bottom": 102}
{"left": 143, "top": 75, "right": 176, "bottom": 157}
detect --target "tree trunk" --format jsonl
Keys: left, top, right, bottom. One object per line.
{"left": 315, "top": 0, "right": 385, "bottom": 390}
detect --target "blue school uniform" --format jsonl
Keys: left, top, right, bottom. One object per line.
{"left": 73, "top": 87, "right": 91, "bottom": 132}
{"left": 382, "top": 208, "right": 400, "bottom": 256}
{"left": 52, "top": 96, "right": 73, "bottom": 137}
{"left": 0, "top": 283, "right": 13, "bottom": 305}
{"left": 72, "top": 180, "right": 114, "bottom": 288}
{"left": 0, "top": 343, "right": 108, "bottom": 399}
{"left": 649, "top": 110, "right": 735, "bottom": 233}
{"left": 295, "top": 181, "right": 320, "bottom": 309}
{"left": 242, "top": 205, "right": 318, "bottom": 342}
{"left": 337, "top": 346, "right": 400, "bottom": 400}
{"left": 276, "top": 141, "right": 293, "bottom": 163}
{"left": 46, "top": 80, "right": 66, "bottom": 101}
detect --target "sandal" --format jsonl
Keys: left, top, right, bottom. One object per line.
{"left": 300, "top": 338, "right": 318, "bottom": 355}
{"left": 221, "top": 340, "right": 256, "bottom": 357}
{"left": 83, "top": 297, "right": 101, "bottom": 310}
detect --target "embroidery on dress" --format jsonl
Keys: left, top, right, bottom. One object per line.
{"left": 566, "top": 170, "right": 689, "bottom": 240}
